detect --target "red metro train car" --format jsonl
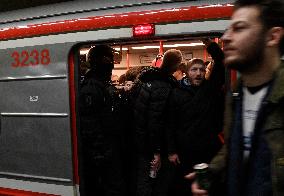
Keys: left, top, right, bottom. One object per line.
{"left": 0, "top": 0, "right": 233, "bottom": 195}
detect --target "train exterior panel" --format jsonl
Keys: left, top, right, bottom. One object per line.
{"left": 0, "top": 0, "right": 233, "bottom": 195}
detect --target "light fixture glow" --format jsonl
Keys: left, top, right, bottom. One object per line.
{"left": 131, "top": 42, "right": 204, "bottom": 50}
{"left": 114, "top": 48, "right": 129, "bottom": 51}
{"left": 80, "top": 49, "right": 89, "bottom": 55}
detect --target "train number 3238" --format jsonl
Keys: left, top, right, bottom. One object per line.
{"left": 11, "top": 49, "right": 51, "bottom": 67}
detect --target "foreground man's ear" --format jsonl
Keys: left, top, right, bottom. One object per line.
{"left": 266, "top": 27, "right": 284, "bottom": 47}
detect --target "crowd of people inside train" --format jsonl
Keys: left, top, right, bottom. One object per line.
{"left": 79, "top": 36, "right": 225, "bottom": 196}
{"left": 78, "top": 0, "right": 284, "bottom": 195}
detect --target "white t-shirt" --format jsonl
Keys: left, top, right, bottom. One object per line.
{"left": 242, "top": 86, "right": 268, "bottom": 162}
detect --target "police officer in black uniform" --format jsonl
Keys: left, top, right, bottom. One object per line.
{"left": 79, "top": 45, "right": 126, "bottom": 196}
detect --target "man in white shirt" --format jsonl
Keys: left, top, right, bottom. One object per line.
{"left": 187, "top": 0, "right": 284, "bottom": 195}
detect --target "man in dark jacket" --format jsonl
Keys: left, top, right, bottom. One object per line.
{"left": 189, "top": 0, "right": 284, "bottom": 195}
{"left": 166, "top": 39, "right": 225, "bottom": 196}
{"left": 79, "top": 44, "right": 126, "bottom": 196}
{"left": 133, "top": 49, "right": 182, "bottom": 196}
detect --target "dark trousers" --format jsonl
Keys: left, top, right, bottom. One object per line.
{"left": 136, "top": 156, "right": 154, "bottom": 196}
{"left": 81, "top": 143, "right": 126, "bottom": 196}
{"left": 152, "top": 158, "right": 175, "bottom": 196}
{"left": 153, "top": 158, "right": 192, "bottom": 196}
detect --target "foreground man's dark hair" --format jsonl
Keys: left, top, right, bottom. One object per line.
{"left": 235, "top": 0, "right": 284, "bottom": 55}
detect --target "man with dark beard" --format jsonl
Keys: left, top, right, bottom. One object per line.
{"left": 165, "top": 38, "right": 225, "bottom": 196}
{"left": 187, "top": 0, "right": 284, "bottom": 195}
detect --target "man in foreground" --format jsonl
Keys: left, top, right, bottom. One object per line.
{"left": 187, "top": 0, "right": 284, "bottom": 195}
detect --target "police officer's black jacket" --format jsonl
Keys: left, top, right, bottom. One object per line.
{"left": 79, "top": 70, "right": 125, "bottom": 164}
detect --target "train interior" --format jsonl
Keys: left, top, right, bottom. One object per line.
{"left": 78, "top": 36, "right": 224, "bottom": 87}
{"left": 75, "top": 35, "right": 230, "bottom": 195}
